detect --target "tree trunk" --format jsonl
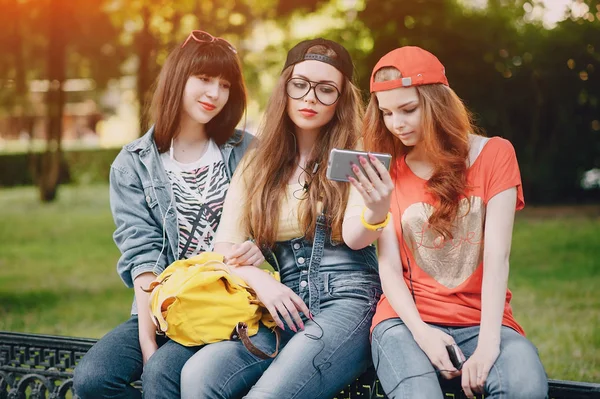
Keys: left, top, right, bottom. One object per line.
{"left": 6, "top": 0, "right": 29, "bottom": 139}
{"left": 39, "top": 0, "right": 67, "bottom": 202}
{"left": 137, "top": 4, "right": 153, "bottom": 136}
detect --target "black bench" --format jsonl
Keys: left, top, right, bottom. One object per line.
{"left": 1, "top": 331, "right": 599, "bottom": 399}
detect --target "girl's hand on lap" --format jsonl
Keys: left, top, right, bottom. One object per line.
{"left": 460, "top": 345, "right": 499, "bottom": 398}
{"left": 348, "top": 154, "right": 394, "bottom": 221}
{"left": 231, "top": 266, "right": 309, "bottom": 333}
{"left": 413, "top": 325, "right": 463, "bottom": 380}
{"left": 226, "top": 240, "right": 265, "bottom": 267}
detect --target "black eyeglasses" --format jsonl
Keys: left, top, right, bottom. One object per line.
{"left": 285, "top": 77, "right": 341, "bottom": 106}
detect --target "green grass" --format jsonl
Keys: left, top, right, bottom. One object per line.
{"left": 509, "top": 216, "right": 600, "bottom": 383}
{"left": 0, "top": 185, "right": 130, "bottom": 338}
{"left": 0, "top": 185, "right": 598, "bottom": 382}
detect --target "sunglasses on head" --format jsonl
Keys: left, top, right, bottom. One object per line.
{"left": 181, "top": 30, "right": 237, "bottom": 54}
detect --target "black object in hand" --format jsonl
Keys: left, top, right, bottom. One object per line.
{"left": 446, "top": 344, "right": 464, "bottom": 370}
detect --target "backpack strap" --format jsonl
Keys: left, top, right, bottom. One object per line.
{"left": 148, "top": 284, "right": 169, "bottom": 334}
{"left": 231, "top": 322, "right": 280, "bottom": 359}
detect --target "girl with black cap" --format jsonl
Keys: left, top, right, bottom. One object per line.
{"left": 351, "top": 46, "right": 548, "bottom": 398}
{"left": 180, "top": 38, "right": 382, "bottom": 399}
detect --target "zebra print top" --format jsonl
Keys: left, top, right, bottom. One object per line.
{"left": 160, "top": 140, "right": 229, "bottom": 259}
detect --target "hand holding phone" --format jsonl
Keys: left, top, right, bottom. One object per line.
{"left": 446, "top": 344, "right": 465, "bottom": 370}
{"left": 326, "top": 148, "right": 395, "bottom": 232}
{"left": 326, "top": 148, "right": 391, "bottom": 183}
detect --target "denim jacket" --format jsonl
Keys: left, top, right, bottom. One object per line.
{"left": 109, "top": 126, "right": 254, "bottom": 314}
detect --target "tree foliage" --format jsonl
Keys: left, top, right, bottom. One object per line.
{"left": 0, "top": 0, "right": 121, "bottom": 201}
{"left": 0, "top": 0, "right": 598, "bottom": 203}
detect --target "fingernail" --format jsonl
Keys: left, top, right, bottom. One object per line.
{"left": 308, "top": 312, "right": 314, "bottom": 320}
{"left": 278, "top": 323, "right": 285, "bottom": 331}
{"left": 369, "top": 153, "right": 376, "bottom": 162}
{"left": 359, "top": 156, "right": 367, "bottom": 165}
{"left": 299, "top": 322, "right": 305, "bottom": 330}
{"left": 291, "top": 326, "right": 297, "bottom": 333}
{"left": 352, "top": 165, "right": 359, "bottom": 173}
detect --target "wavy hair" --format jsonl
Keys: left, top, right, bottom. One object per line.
{"left": 364, "top": 67, "right": 478, "bottom": 239}
{"left": 241, "top": 45, "right": 363, "bottom": 249}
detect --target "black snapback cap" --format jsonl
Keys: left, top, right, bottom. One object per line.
{"left": 282, "top": 38, "right": 354, "bottom": 80}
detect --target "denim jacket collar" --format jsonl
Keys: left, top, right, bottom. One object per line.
{"left": 124, "top": 126, "right": 244, "bottom": 152}
{"left": 123, "top": 126, "right": 249, "bottom": 180}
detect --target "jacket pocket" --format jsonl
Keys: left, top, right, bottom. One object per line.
{"left": 142, "top": 184, "right": 162, "bottom": 209}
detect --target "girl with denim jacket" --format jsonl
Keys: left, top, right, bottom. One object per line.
{"left": 73, "top": 30, "right": 262, "bottom": 399}
{"left": 180, "top": 38, "right": 383, "bottom": 399}
{"left": 352, "top": 46, "right": 548, "bottom": 398}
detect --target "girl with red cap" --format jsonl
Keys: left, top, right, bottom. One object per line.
{"left": 350, "top": 46, "right": 548, "bottom": 398}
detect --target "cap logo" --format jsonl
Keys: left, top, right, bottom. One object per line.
{"left": 304, "top": 54, "right": 334, "bottom": 63}
{"left": 402, "top": 77, "right": 412, "bottom": 87}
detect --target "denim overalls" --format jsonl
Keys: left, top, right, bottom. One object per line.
{"left": 181, "top": 214, "right": 383, "bottom": 399}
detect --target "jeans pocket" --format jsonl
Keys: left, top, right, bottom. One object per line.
{"left": 325, "top": 272, "right": 381, "bottom": 303}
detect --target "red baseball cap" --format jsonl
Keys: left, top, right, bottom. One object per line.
{"left": 370, "top": 46, "right": 449, "bottom": 93}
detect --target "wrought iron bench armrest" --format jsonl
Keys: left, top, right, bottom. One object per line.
{"left": 1, "top": 332, "right": 599, "bottom": 399}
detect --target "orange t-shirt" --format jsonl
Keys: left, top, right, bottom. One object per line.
{"left": 371, "top": 137, "right": 526, "bottom": 335}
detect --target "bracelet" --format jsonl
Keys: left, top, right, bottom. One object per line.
{"left": 360, "top": 208, "right": 391, "bottom": 231}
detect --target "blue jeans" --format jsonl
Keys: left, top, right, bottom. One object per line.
{"left": 73, "top": 316, "right": 197, "bottom": 399}
{"left": 371, "top": 318, "right": 548, "bottom": 399}
{"left": 181, "top": 216, "right": 382, "bottom": 399}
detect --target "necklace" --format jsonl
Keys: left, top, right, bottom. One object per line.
{"left": 171, "top": 137, "right": 209, "bottom": 163}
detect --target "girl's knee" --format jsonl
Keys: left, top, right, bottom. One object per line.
{"left": 499, "top": 333, "right": 545, "bottom": 373}
{"left": 180, "top": 350, "right": 228, "bottom": 399}
{"left": 488, "top": 333, "right": 548, "bottom": 399}
{"left": 372, "top": 319, "right": 417, "bottom": 362}
{"left": 180, "top": 359, "right": 201, "bottom": 391}
{"left": 73, "top": 358, "right": 130, "bottom": 398}
{"left": 498, "top": 371, "right": 548, "bottom": 399}
{"left": 372, "top": 319, "right": 412, "bottom": 344}
{"left": 73, "top": 361, "right": 98, "bottom": 397}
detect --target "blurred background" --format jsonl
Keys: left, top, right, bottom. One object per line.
{"left": 0, "top": 0, "right": 598, "bottom": 383}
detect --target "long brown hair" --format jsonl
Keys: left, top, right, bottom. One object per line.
{"left": 242, "top": 45, "right": 363, "bottom": 249}
{"left": 149, "top": 40, "right": 247, "bottom": 152}
{"left": 364, "top": 67, "right": 477, "bottom": 239}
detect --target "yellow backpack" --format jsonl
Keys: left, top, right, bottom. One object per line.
{"left": 147, "top": 252, "right": 279, "bottom": 356}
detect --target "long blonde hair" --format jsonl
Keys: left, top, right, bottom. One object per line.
{"left": 364, "top": 67, "right": 478, "bottom": 239}
{"left": 242, "top": 45, "right": 363, "bottom": 249}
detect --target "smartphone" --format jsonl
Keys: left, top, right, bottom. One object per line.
{"left": 326, "top": 148, "right": 392, "bottom": 183}
{"left": 446, "top": 344, "right": 465, "bottom": 370}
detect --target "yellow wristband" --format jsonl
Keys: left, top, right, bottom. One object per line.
{"left": 360, "top": 208, "right": 391, "bottom": 231}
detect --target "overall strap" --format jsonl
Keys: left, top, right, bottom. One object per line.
{"left": 307, "top": 213, "right": 327, "bottom": 315}
{"left": 262, "top": 246, "right": 280, "bottom": 273}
